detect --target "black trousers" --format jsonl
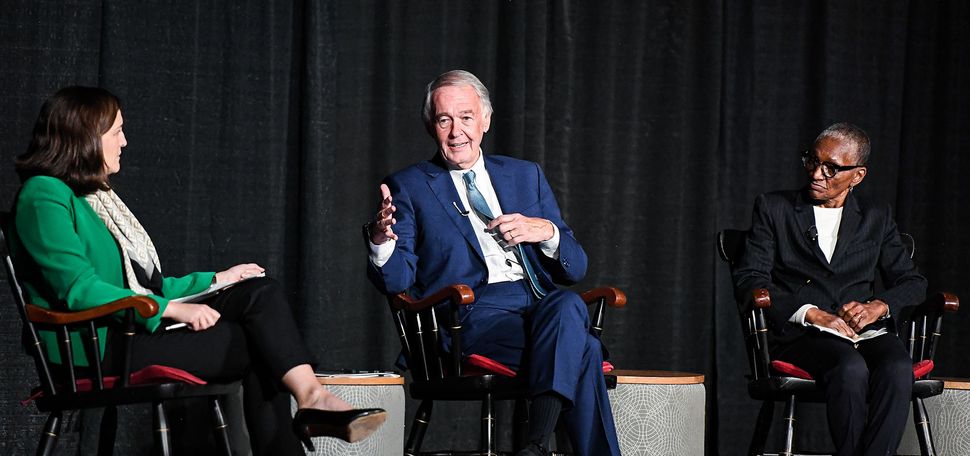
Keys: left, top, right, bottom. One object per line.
{"left": 773, "top": 332, "right": 913, "bottom": 456}
{"left": 104, "top": 277, "right": 313, "bottom": 455}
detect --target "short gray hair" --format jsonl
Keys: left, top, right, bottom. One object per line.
{"left": 815, "top": 122, "right": 871, "bottom": 165}
{"left": 422, "top": 70, "right": 493, "bottom": 128}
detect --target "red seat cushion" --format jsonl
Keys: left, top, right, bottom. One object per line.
{"left": 770, "top": 359, "right": 936, "bottom": 381}
{"left": 913, "top": 359, "right": 934, "bottom": 378}
{"left": 462, "top": 355, "right": 617, "bottom": 378}
{"left": 771, "top": 360, "right": 814, "bottom": 379}
{"left": 464, "top": 354, "right": 517, "bottom": 377}
{"left": 22, "top": 365, "right": 206, "bottom": 406}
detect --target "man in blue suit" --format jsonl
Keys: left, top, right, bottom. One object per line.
{"left": 365, "top": 70, "right": 619, "bottom": 456}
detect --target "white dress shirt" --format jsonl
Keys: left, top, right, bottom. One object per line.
{"left": 789, "top": 206, "right": 844, "bottom": 325}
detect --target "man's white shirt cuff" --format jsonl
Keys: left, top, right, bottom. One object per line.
{"left": 369, "top": 239, "right": 396, "bottom": 267}
{"left": 539, "top": 223, "right": 561, "bottom": 259}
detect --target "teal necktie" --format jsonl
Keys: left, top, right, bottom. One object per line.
{"left": 462, "top": 170, "right": 548, "bottom": 299}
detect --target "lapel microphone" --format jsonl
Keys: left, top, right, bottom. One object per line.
{"left": 806, "top": 225, "right": 818, "bottom": 242}
{"left": 453, "top": 201, "right": 470, "bottom": 216}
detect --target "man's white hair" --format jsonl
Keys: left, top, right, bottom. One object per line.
{"left": 422, "top": 70, "right": 493, "bottom": 129}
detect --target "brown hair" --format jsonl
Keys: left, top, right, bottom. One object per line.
{"left": 15, "top": 86, "right": 121, "bottom": 195}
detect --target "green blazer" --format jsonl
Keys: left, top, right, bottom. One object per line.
{"left": 11, "top": 176, "right": 215, "bottom": 366}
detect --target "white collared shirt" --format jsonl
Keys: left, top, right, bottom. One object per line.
{"left": 369, "top": 151, "right": 561, "bottom": 285}
{"left": 813, "top": 206, "right": 844, "bottom": 263}
{"left": 790, "top": 205, "right": 846, "bottom": 325}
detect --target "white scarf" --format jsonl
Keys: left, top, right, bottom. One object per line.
{"left": 84, "top": 189, "right": 161, "bottom": 296}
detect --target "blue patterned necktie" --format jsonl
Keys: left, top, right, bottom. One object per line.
{"left": 462, "top": 170, "right": 548, "bottom": 299}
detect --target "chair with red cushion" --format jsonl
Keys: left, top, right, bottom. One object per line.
{"left": 388, "top": 284, "right": 625, "bottom": 455}
{"left": 717, "top": 229, "right": 959, "bottom": 456}
{"left": 1, "top": 212, "right": 240, "bottom": 456}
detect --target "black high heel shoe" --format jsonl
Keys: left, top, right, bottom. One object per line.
{"left": 292, "top": 408, "right": 387, "bottom": 451}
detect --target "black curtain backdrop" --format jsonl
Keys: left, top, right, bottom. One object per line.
{"left": 1, "top": 1, "right": 967, "bottom": 454}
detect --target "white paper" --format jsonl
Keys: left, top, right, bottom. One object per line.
{"left": 314, "top": 371, "right": 401, "bottom": 378}
{"left": 171, "top": 273, "right": 265, "bottom": 303}
{"left": 813, "top": 324, "right": 887, "bottom": 343}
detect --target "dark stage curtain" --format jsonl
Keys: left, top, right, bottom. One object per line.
{"left": 1, "top": 1, "right": 967, "bottom": 454}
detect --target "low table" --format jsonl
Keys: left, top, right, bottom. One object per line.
{"left": 607, "top": 369, "right": 706, "bottom": 456}
{"left": 291, "top": 375, "right": 405, "bottom": 456}
{"left": 897, "top": 377, "right": 970, "bottom": 456}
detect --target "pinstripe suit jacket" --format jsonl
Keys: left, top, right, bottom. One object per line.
{"left": 732, "top": 189, "right": 927, "bottom": 345}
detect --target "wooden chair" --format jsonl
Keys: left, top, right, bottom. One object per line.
{"left": 717, "top": 229, "right": 959, "bottom": 456}
{"left": 388, "top": 284, "right": 626, "bottom": 455}
{"left": 1, "top": 212, "right": 240, "bottom": 456}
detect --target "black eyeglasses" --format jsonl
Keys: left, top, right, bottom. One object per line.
{"left": 801, "top": 151, "right": 864, "bottom": 179}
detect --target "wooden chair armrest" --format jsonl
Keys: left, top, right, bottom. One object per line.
{"left": 390, "top": 284, "right": 475, "bottom": 313}
{"left": 748, "top": 288, "right": 771, "bottom": 309}
{"left": 25, "top": 296, "right": 159, "bottom": 325}
{"left": 580, "top": 287, "right": 627, "bottom": 308}
{"left": 922, "top": 291, "right": 959, "bottom": 313}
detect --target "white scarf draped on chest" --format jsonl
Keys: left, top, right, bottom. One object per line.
{"left": 84, "top": 189, "right": 161, "bottom": 296}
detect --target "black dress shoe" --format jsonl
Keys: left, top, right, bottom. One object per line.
{"left": 292, "top": 408, "right": 387, "bottom": 451}
{"left": 516, "top": 442, "right": 552, "bottom": 456}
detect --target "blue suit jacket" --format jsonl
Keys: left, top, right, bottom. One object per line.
{"left": 367, "top": 154, "right": 588, "bottom": 300}
{"left": 732, "top": 189, "right": 927, "bottom": 345}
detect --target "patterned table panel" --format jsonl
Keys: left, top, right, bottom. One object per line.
{"left": 608, "top": 382, "right": 706, "bottom": 455}
{"left": 897, "top": 382, "right": 970, "bottom": 456}
{"left": 290, "top": 383, "right": 405, "bottom": 456}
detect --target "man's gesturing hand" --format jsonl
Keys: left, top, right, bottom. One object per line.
{"left": 486, "top": 213, "right": 553, "bottom": 247}
{"left": 369, "top": 183, "right": 398, "bottom": 245}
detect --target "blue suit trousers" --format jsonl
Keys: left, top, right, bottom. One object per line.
{"left": 454, "top": 280, "right": 620, "bottom": 456}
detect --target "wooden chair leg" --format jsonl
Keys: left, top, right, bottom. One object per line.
{"left": 748, "top": 400, "right": 773, "bottom": 456}
{"left": 781, "top": 396, "right": 796, "bottom": 456}
{"left": 97, "top": 406, "right": 117, "bottom": 456}
{"left": 513, "top": 398, "right": 530, "bottom": 452}
{"left": 35, "top": 411, "right": 62, "bottom": 456}
{"left": 210, "top": 397, "right": 232, "bottom": 456}
{"left": 913, "top": 397, "right": 937, "bottom": 456}
{"left": 152, "top": 401, "right": 172, "bottom": 456}
{"left": 405, "top": 400, "right": 433, "bottom": 456}
{"left": 480, "top": 393, "right": 495, "bottom": 455}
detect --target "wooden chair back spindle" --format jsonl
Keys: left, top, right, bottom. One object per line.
{"left": 423, "top": 309, "right": 444, "bottom": 379}
{"left": 86, "top": 321, "right": 104, "bottom": 391}
{"left": 392, "top": 310, "right": 412, "bottom": 362}
{"left": 411, "top": 311, "right": 431, "bottom": 381}
{"left": 448, "top": 303, "right": 462, "bottom": 376}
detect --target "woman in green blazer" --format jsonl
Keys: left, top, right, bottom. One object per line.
{"left": 11, "top": 87, "right": 384, "bottom": 454}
